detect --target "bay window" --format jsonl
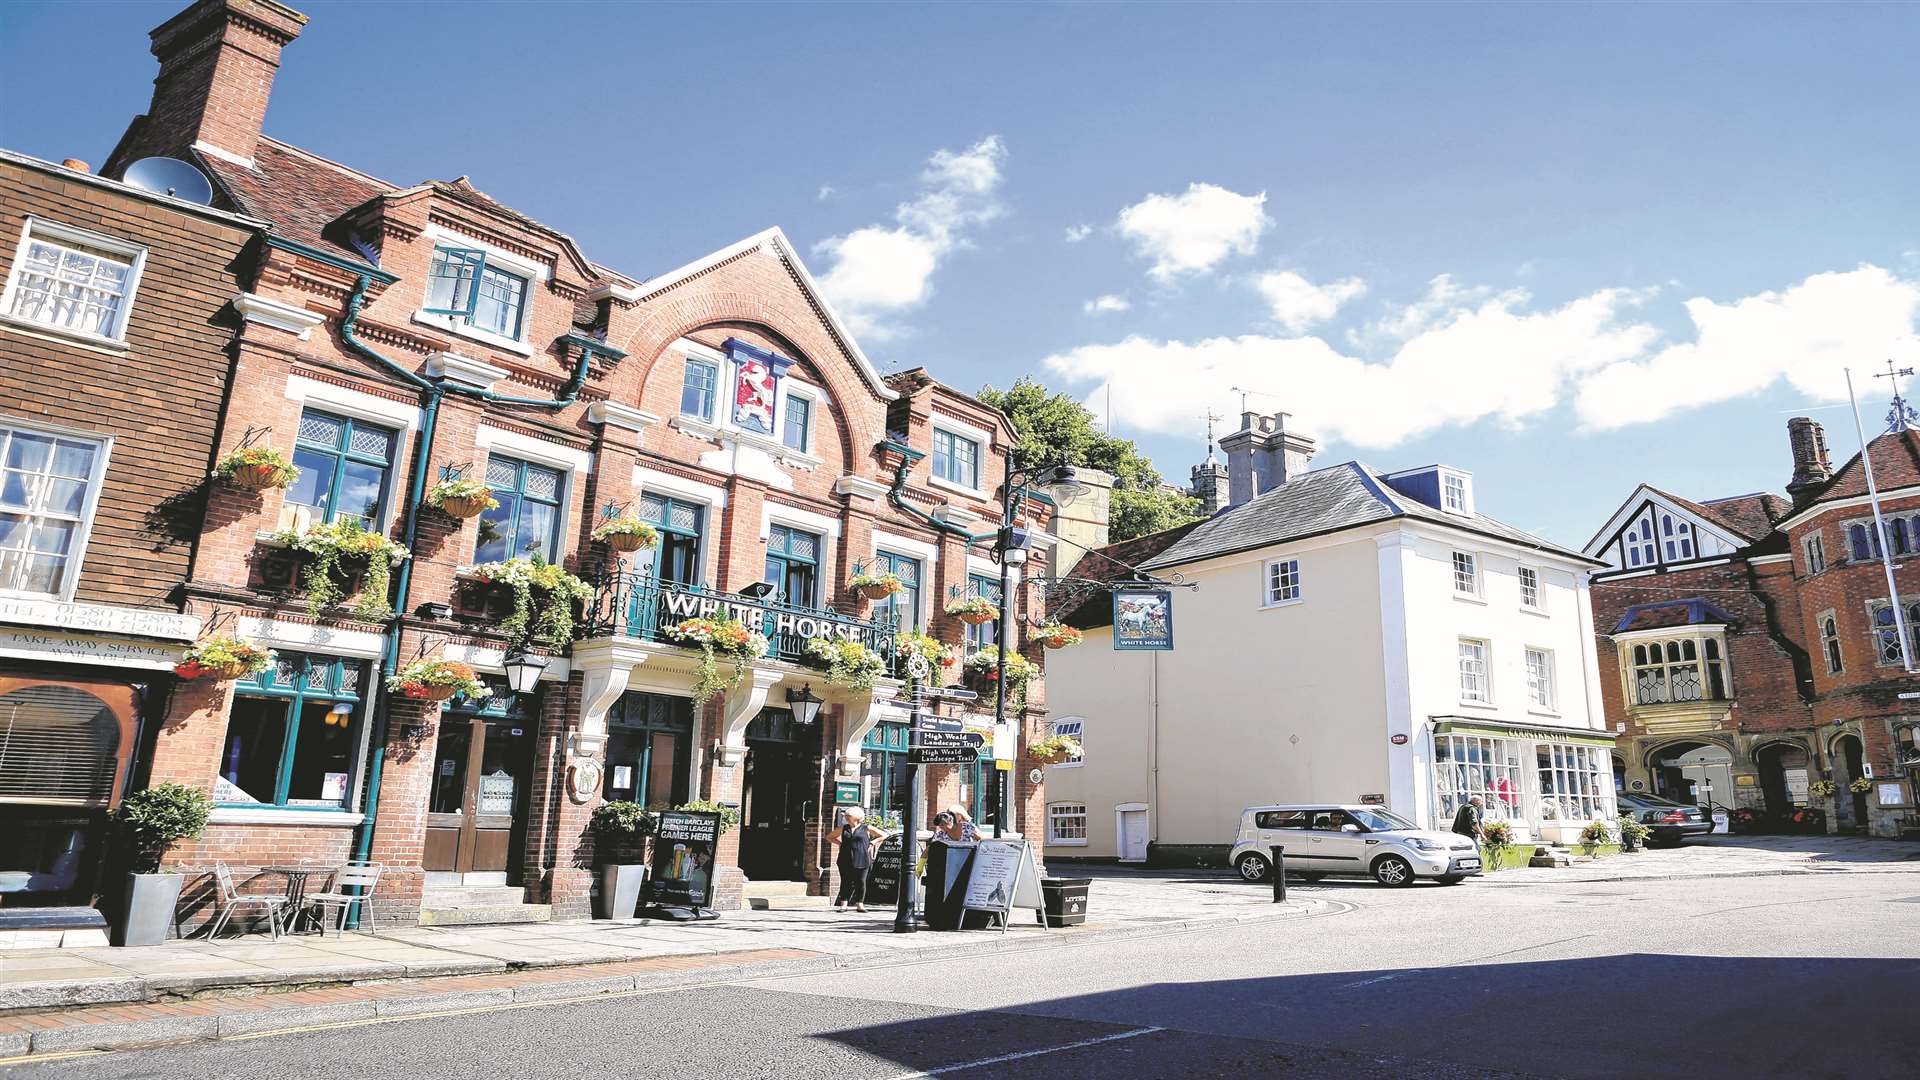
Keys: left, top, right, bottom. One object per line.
{"left": 0, "top": 421, "right": 106, "bottom": 598}
{"left": 1537, "top": 744, "right": 1611, "bottom": 823}
{"left": 219, "top": 652, "right": 365, "bottom": 809}
{"left": 1629, "top": 636, "right": 1729, "bottom": 704}
{"left": 1867, "top": 599, "right": 1920, "bottom": 666}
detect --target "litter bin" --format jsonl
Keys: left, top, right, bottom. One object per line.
{"left": 1039, "top": 877, "right": 1090, "bottom": 928}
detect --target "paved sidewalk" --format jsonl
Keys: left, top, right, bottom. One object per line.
{"left": 0, "top": 871, "right": 1330, "bottom": 1059}
{"left": 1478, "top": 833, "right": 1920, "bottom": 885}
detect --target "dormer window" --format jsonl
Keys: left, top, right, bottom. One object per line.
{"left": 1441, "top": 471, "right": 1471, "bottom": 515}
{"left": 425, "top": 246, "right": 528, "bottom": 340}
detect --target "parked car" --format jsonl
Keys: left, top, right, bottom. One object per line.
{"left": 1617, "top": 793, "right": 1713, "bottom": 846}
{"left": 1229, "top": 804, "right": 1482, "bottom": 887}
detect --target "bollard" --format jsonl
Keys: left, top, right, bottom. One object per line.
{"left": 1271, "top": 845, "right": 1286, "bottom": 902}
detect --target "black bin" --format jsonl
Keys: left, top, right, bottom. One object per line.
{"left": 1039, "top": 877, "right": 1090, "bottom": 928}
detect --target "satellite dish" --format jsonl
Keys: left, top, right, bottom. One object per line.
{"left": 123, "top": 156, "right": 213, "bottom": 205}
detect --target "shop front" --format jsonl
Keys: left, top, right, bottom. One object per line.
{"left": 424, "top": 678, "right": 538, "bottom": 887}
{"left": 1428, "top": 719, "right": 1618, "bottom": 845}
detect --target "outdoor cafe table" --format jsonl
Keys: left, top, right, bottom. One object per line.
{"left": 266, "top": 864, "right": 340, "bottom": 934}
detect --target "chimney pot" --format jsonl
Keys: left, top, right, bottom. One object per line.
{"left": 1786, "top": 416, "right": 1833, "bottom": 501}
{"left": 61, "top": 159, "right": 91, "bottom": 174}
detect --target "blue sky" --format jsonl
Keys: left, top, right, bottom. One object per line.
{"left": 7, "top": 0, "right": 1920, "bottom": 546}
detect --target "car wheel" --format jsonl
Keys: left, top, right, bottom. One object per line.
{"left": 1436, "top": 875, "right": 1466, "bottom": 885}
{"left": 1235, "top": 853, "right": 1271, "bottom": 882}
{"left": 1372, "top": 855, "right": 1416, "bottom": 887}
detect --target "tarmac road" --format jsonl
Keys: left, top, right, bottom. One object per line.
{"left": 9, "top": 869, "right": 1917, "bottom": 1080}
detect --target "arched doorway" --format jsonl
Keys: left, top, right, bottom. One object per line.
{"left": 1649, "top": 741, "right": 1734, "bottom": 811}
{"left": 1755, "top": 742, "right": 1810, "bottom": 819}
{"left": 1612, "top": 754, "right": 1627, "bottom": 794}
{"left": 1832, "top": 734, "right": 1870, "bottom": 833}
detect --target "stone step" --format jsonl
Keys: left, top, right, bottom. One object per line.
{"left": 420, "top": 886, "right": 527, "bottom": 908}
{"left": 417, "top": 903, "right": 552, "bottom": 927}
{"left": 741, "top": 880, "right": 812, "bottom": 899}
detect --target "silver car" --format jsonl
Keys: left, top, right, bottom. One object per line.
{"left": 1229, "top": 804, "right": 1482, "bottom": 886}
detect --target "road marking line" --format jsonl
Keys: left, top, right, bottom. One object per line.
{"left": 875, "top": 1026, "right": 1165, "bottom": 1079}
{"left": 1342, "top": 973, "right": 1402, "bottom": 988}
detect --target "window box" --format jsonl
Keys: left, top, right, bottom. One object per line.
{"left": 453, "top": 560, "right": 592, "bottom": 647}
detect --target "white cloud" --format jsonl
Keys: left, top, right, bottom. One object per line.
{"left": 1083, "top": 294, "right": 1131, "bottom": 315}
{"left": 813, "top": 135, "right": 1007, "bottom": 341}
{"left": 816, "top": 185, "right": 836, "bottom": 201}
{"left": 1115, "top": 182, "right": 1270, "bottom": 282}
{"left": 1044, "top": 265, "right": 1920, "bottom": 451}
{"left": 1064, "top": 224, "right": 1093, "bottom": 243}
{"left": 1255, "top": 271, "right": 1367, "bottom": 334}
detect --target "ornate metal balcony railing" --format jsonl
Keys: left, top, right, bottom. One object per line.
{"left": 581, "top": 570, "right": 899, "bottom": 678}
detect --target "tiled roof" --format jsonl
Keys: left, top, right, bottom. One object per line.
{"left": 196, "top": 138, "right": 392, "bottom": 260}
{"left": 1645, "top": 485, "right": 1769, "bottom": 542}
{"left": 1703, "top": 492, "right": 1791, "bottom": 538}
{"left": 1800, "top": 429, "right": 1920, "bottom": 506}
{"left": 1613, "top": 598, "right": 1739, "bottom": 634}
{"left": 1139, "top": 461, "right": 1593, "bottom": 573}
{"left": 1051, "top": 519, "right": 1207, "bottom": 629}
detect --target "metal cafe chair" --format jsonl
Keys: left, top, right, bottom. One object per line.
{"left": 301, "top": 861, "right": 384, "bottom": 936}
{"left": 207, "top": 862, "right": 287, "bottom": 942}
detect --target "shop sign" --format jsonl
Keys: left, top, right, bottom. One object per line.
{"left": 645, "top": 809, "right": 722, "bottom": 910}
{"left": 0, "top": 627, "right": 182, "bottom": 670}
{"left": 0, "top": 597, "right": 198, "bottom": 640}
{"left": 1112, "top": 590, "right": 1174, "bottom": 651}
{"left": 660, "top": 589, "right": 862, "bottom": 643}
{"left": 833, "top": 780, "right": 862, "bottom": 805}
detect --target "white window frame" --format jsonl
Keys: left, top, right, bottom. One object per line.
{"left": 1262, "top": 558, "right": 1302, "bottom": 607}
{"left": 1046, "top": 802, "right": 1089, "bottom": 846}
{"left": 1535, "top": 743, "right": 1614, "bottom": 824}
{"left": 1440, "top": 469, "right": 1473, "bottom": 516}
{"left": 412, "top": 226, "right": 545, "bottom": 356}
{"left": 1451, "top": 550, "right": 1481, "bottom": 598}
{"left": 928, "top": 413, "right": 991, "bottom": 497}
{"left": 1524, "top": 646, "right": 1557, "bottom": 713}
{"left": 1433, "top": 733, "right": 1523, "bottom": 823}
{"left": 1517, "top": 565, "right": 1542, "bottom": 612}
{"left": 780, "top": 378, "right": 821, "bottom": 456}
{"left": 0, "top": 217, "right": 149, "bottom": 346}
{"left": 1049, "top": 716, "right": 1083, "bottom": 769}
{"left": 0, "top": 414, "right": 114, "bottom": 603}
{"left": 1458, "top": 637, "right": 1491, "bottom": 705}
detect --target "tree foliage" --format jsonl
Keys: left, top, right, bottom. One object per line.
{"left": 977, "top": 377, "right": 1202, "bottom": 542}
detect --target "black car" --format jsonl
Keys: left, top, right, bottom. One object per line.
{"left": 1617, "top": 793, "right": 1714, "bottom": 846}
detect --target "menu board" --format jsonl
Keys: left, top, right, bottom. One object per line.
{"left": 867, "top": 832, "right": 905, "bottom": 907}
{"left": 643, "top": 810, "right": 722, "bottom": 909}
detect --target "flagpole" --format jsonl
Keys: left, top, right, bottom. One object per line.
{"left": 1845, "top": 367, "right": 1915, "bottom": 673}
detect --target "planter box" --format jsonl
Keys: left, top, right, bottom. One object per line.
{"left": 114, "top": 873, "right": 183, "bottom": 947}
{"left": 598, "top": 864, "right": 647, "bottom": 919}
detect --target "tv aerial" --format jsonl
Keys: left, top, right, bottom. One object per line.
{"left": 123, "top": 157, "right": 214, "bottom": 205}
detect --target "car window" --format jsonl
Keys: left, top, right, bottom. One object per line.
{"left": 1308, "top": 810, "right": 1349, "bottom": 831}
{"left": 1254, "top": 810, "right": 1310, "bottom": 830}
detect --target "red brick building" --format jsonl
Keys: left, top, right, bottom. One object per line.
{"left": 0, "top": 146, "right": 266, "bottom": 912}
{"left": 1586, "top": 416, "right": 1920, "bottom": 838}
{"left": 7, "top": 0, "right": 1056, "bottom": 928}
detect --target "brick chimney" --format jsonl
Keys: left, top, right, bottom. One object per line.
{"left": 105, "top": 0, "right": 307, "bottom": 176}
{"left": 1786, "top": 416, "right": 1832, "bottom": 503}
{"left": 1219, "top": 410, "right": 1317, "bottom": 508}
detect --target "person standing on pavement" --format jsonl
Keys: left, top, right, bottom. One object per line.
{"left": 943, "top": 805, "right": 982, "bottom": 842}
{"left": 830, "top": 807, "right": 882, "bottom": 912}
{"left": 1452, "top": 795, "right": 1485, "bottom": 842}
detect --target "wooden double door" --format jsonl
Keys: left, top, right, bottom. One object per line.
{"left": 425, "top": 715, "right": 533, "bottom": 885}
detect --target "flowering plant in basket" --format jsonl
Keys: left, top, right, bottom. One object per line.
{"left": 214, "top": 446, "right": 299, "bottom": 491}
{"left": 805, "top": 637, "right": 888, "bottom": 691}
{"left": 426, "top": 476, "right": 498, "bottom": 519}
{"left": 469, "top": 558, "right": 592, "bottom": 646}
{"left": 1850, "top": 777, "right": 1874, "bottom": 794}
{"left": 1479, "top": 817, "right": 1515, "bottom": 870}
{"left": 175, "top": 635, "right": 275, "bottom": 680}
{"left": 664, "top": 616, "right": 769, "bottom": 707}
{"left": 945, "top": 595, "right": 998, "bottom": 625}
{"left": 894, "top": 632, "right": 956, "bottom": 682}
{"left": 1025, "top": 734, "right": 1082, "bottom": 765}
{"left": 1578, "top": 819, "right": 1613, "bottom": 856}
{"left": 387, "top": 658, "right": 489, "bottom": 702}
{"left": 849, "top": 570, "right": 906, "bottom": 600}
{"left": 1032, "top": 621, "right": 1083, "bottom": 649}
{"left": 591, "top": 517, "right": 659, "bottom": 553}
{"left": 1808, "top": 779, "right": 1837, "bottom": 798}
{"left": 270, "top": 519, "right": 410, "bottom": 621}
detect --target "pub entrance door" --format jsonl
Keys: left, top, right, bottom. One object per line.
{"left": 739, "top": 708, "right": 819, "bottom": 882}
{"left": 424, "top": 686, "right": 535, "bottom": 886}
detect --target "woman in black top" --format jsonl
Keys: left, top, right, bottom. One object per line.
{"left": 830, "top": 806, "right": 882, "bottom": 912}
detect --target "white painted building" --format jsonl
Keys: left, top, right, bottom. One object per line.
{"left": 1041, "top": 412, "right": 1616, "bottom": 864}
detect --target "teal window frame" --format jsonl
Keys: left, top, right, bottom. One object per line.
{"left": 680, "top": 357, "right": 718, "bottom": 421}
{"left": 765, "top": 523, "right": 821, "bottom": 607}
{"left": 782, "top": 394, "right": 812, "bottom": 452}
{"left": 965, "top": 572, "right": 1002, "bottom": 652}
{"left": 473, "top": 453, "right": 566, "bottom": 564}
{"left": 288, "top": 408, "right": 396, "bottom": 529}
{"left": 424, "top": 245, "right": 527, "bottom": 340}
{"left": 220, "top": 652, "right": 366, "bottom": 810}
{"left": 860, "top": 720, "right": 912, "bottom": 819}
{"left": 637, "top": 492, "right": 704, "bottom": 585}
{"left": 871, "top": 550, "right": 921, "bottom": 630}
{"left": 932, "top": 427, "right": 979, "bottom": 489}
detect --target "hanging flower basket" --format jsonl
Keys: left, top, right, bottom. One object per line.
{"left": 1808, "top": 779, "right": 1837, "bottom": 798}
{"left": 946, "top": 596, "right": 998, "bottom": 626}
{"left": 805, "top": 637, "right": 888, "bottom": 691}
{"left": 1033, "top": 622, "right": 1083, "bottom": 649}
{"left": 1849, "top": 777, "right": 1874, "bottom": 794}
{"left": 387, "top": 658, "right": 489, "bottom": 703}
{"left": 663, "top": 616, "right": 769, "bottom": 707}
{"left": 271, "top": 520, "right": 411, "bottom": 622}
{"left": 468, "top": 558, "right": 593, "bottom": 646}
{"left": 213, "top": 446, "right": 298, "bottom": 492}
{"left": 591, "top": 517, "right": 659, "bottom": 554}
{"left": 851, "top": 571, "right": 906, "bottom": 601}
{"left": 1025, "top": 734, "right": 1082, "bottom": 765}
{"left": 173, "top": 635, "right": 275, "bottom": 681}
{"left": 426, "top": 477, "right": 499, "bottom": 520}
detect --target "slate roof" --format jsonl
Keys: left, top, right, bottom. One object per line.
{"left": 196, "top": 137, "right": 392, "bottom": 260}
{"left": 1139, "top": 461, "right": 1595, "bottom": 573}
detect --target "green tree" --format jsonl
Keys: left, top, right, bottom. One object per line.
{"left": 977, "top": 377, "right": 1202, "bottom": 542}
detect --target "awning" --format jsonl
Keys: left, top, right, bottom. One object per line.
{"left": 1431, "top": 716, "right": 1617, "bottom": 749}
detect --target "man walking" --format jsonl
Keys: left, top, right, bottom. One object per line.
{"left": 1452, "top": 795, "right": 1485, "bottom": 842}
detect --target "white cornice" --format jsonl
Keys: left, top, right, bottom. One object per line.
{"left": 587, "top": 281, "right": 643, "bottom": 304}
{"left": 933, "top": 502, "right": 987, "bottom": 530}
{"left": 834, "top": 475, "right": 890, "bottom": 501}
{"left": 233, "top": 292, "right": 325, "bottom": 340}
{"left": 425, "top": 350, "right": 511, "bottom": 391}
{"left": 587, "top": 400, "right": 661, "bottom": 434}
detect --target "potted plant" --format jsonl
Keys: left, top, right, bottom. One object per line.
{"left": 387, "top": 658, "right": 490, "bottom": 702}
{"left": 469, "top": 557, "right": 593, "bottom": 646}
{"left": 850, "top": 569, "right": 906, "bottom": 601}
{"left": 1808, "top": 779, "right": 1837, "bottom": 798}
{"left": 426, "top": 475, "right": 499, "bottom": 520}
{"left": 805, "top": 637, "right": 888, "bottom": 691}
{"left": 674, "top": 799, "right": 741, "bottom": 834}
{"left": 663, "top": 616, "right": 769, "bottom": 707}
{"left": 271, "top": 519, "right": 410, "bottom": 621}
{"left": 1849, "top": 777, "right": 1874, "bottom": 794}
{"left": 1025, "top": 733, "right": 1082, "bottom": 765}
{"left": 945, "top": 595, "right": 998, "bottom": 626}
{"left": 591, "top": 516, "right": 659, "bottom": 554}
{"left": 1479, "top": 818, "right": 1515, "bottom": 872}
{"left": 1578, "top": 819, "right": 1613, "bottom": 857}
{"left": 590, "top": 800, "right": 656, "bottom": 919}
{"left": 964, "top": 646, "right": 1037, "bottom": 703}
{"left": 174, "top": 635, "right": 275, "bottom": 681}
{"left": 213, "top": 445, "right": 298, "bottom": 492}
{"left": 1617, "top": 813, "right": 1651, "bottom": 853}
{"left": 1032, "top": 621, "right": 1083, "bottom": 649}
{"left": 894, "top": 632, "right": 955, "bottom": 685}
{"left": 111, "top": 783, "right": 212, "bottom": 946}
